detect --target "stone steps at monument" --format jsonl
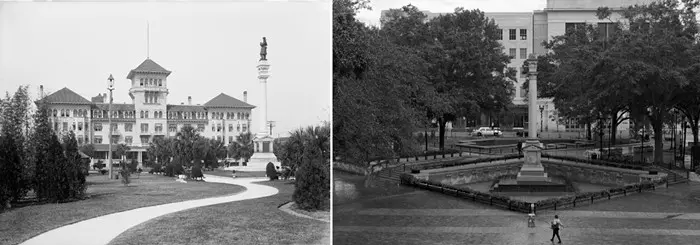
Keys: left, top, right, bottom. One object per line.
{"left": 376, "top": 167, "right": 404, "bottom": 182}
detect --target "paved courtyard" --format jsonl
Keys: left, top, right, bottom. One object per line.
{"left": 334, "top": 171, "right": 700, "bottom": 245}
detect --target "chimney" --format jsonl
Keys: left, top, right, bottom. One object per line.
{"left": 39, "top": 85, "right": 44, "bottom": 98}
{"left": 188, "top": 96, "right": 192, "bottom": 105}
{"left": 244, "top": 91, "right": 247, "bottom": 102}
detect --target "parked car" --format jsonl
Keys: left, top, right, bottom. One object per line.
{"left": 474, "top": 127, "right": 501, "bottom": 136}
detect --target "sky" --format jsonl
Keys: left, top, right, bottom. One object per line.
{"left": 355, "top": 0, "right": 546, "bottom": 26}
{"left": 0, "top": 1, "right": 331, "bottom": 138}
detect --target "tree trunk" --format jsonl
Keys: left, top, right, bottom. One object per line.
{"left": 610, "top": 112, "right": 618, "bottom": 146}
{"left": 438, "top": 117, "right": 446, "bottom": 151}
{"left": 587, "top": 122, "right": 592, "bottom": 140}
{"left": 652, "top": 119, "right": 665, "bottom": 164}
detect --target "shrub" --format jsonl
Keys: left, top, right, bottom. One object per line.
{"left": 100, "top": 169, "right": 108, "bottom": 175}
{"left": 128, "top": 159, "right": 138, "bottom": 173}
{"left": 293, "top": 157, "right": 330, "bottom": 211}
{"left": 93, "top": 161, "right": 105, "bottom": 170}
{"left": 266, "top": 162, "right": 278, "bottom": 180}
{"left": 120, "top": 170, "right": 130, "bottom": 186}
{"left": 191, "top": 165, "right": 203, "bottom": 179}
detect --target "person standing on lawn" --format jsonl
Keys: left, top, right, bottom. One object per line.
{"left": 550, "top": 215, "right": 563, "bottom": 243}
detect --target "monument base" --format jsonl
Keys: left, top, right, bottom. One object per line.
{"left": 491, "top": 139, "right": 569, "bottom": 192}
{"left": 226, "top": 152, "right": 280, "bottom": 172}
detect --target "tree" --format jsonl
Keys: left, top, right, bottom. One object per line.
{"left": 203, "top": 138, "right": 225, "bottom": 169}
{"left": 265, "top": 162, "right": 278, "bottom": 180}
{"left": 173, "top": 125, "right": 203, "bottom": 168}
{"left": 79, "top": 144, "right": 96, "bottom": 159}
{"left": 32, "top": 104, "right": 72, "bottom": 201}
{"left": 228, "top": 132, "right": 254, "bottom": 163}
{"left": 0, "top": 134, "right": 22, "bottom": 209}
{"left": 114, "top": 143, "right": 131, "bottom": 162}
{"left": 62, "top": 131, "right": 87, "bottom": 197}
{"left": 334, "top": 0, "right": 427, "bottom": 169}
{"left": 382, "top": 5, "right": 515, "bottom": 151}
{"left": 293, "top": 157, "right": 330, "bottom": 211}
{"left": 147, "top": 137, "right": 174, "bottom": 167}
{"left": 0, "top": 86, "right": 32, "bottom": 204}
{"left": 591, "top": 0, "right": 699, "bottom": 164}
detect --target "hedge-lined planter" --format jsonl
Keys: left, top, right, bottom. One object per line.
{"left": 541, "top": 153, "right": 650, "bottom": 171}
{"left": 418, "top": 154, "right": 522, "bottom": 171}
{"left": 400, "top": 173, "right": 666, "bottom": 213}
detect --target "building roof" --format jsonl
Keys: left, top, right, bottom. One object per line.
{"left": 126, "top": 59, "right": 172, "bottom": 79}
{"left": 37, "top": 87, "right": 92, "bottom": 105}
{"left": 167, "top": 104, "right": 206, "bottom": 112}
{"left": 203, "top": 93, "right": 255, "bottom": 109}
{"left": 94, "top": 103, "right": 135, "bottom": 111}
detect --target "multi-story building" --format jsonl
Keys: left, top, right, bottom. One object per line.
{"left": 37, "top": 58, "right": 255, "bottom": 164}
{"left": 381, "top": 0, "right": 653, "bottom": 134}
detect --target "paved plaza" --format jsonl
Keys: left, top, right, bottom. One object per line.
{"left": 334, "top": 171, "right": 700, "bottom": 245}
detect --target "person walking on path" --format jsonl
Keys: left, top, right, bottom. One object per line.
{"left": 550, "top": 215, "right": 563, "bottom": 243}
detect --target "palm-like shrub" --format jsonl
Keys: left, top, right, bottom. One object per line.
{"left": 266, "top": 162, "right": 278, "bottom": 180}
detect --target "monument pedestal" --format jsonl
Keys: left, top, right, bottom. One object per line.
{"left": 227, "top": 132, "right": 280, "bottom": 172}
{"left": 516, "top": 140, "right": 549, "bottom": 184}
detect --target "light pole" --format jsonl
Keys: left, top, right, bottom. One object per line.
{"left": 107, "top": 74, "right": 114, "bottom": 179}
{"left": 598, "top": 115, "right": 604, "bottom": 158}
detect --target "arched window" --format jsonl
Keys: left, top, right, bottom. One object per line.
{"left": 52, "top": 109, "right": 57, "bottom": 117}
{"left": 140, "top": 111, "right": 144, "bottom": 118}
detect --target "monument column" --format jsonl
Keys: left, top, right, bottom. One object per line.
{"left": 516, "top": 54, "right": 548, "bottom": 183}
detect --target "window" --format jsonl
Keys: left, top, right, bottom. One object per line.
{"left": 155, "top": 123, "right": 163, "bottom": 133}
{"left": 237, "top": 124, "right": 241, "bottom": 132}
{"left": 212, "top": 124, "right": 215, "bottom": 131}
{"left": 145, "top": 111, "right": 149, "bottom": 118}
{"left": 63, "top": 122, "right": 68, "bottom": 131}
{"left": 85, "top": 135, "right": 89, "bottom": 144}
{"left": 158, "top": 79, "right": 162, "bottom": 86}
{"left": 125, "top": 123, "right": 133, "bottom": 132}
{"left": 125, "top": 136, "right": 133, "bottom": 145}
{"left": 140, "top": 78, "right": 144, "bottom": 86}
{"left": 242, "top": 124, "right": 247, "bottom": 132}
{"left": 78, "top": 122, "right": 83, "bottom": 131}
{"left": 95, "top": 136, "right": 103, "bottom": 144}
{"left": 509, "top": 29, "right": 516, "bottom": 40}
{"left": 54, "top": 122, "right": 59, "bottom": 131}
{"left": 72, "top": 122, "right": 76, "bottom": 131}
{"left": 216, "top": 136, "right": 221, "bottom": 141}
{"left": 78, "top": 137, "right": 83, "bottom": 145}
{"left": 229, "top": 136, "right": 233, "bottom": 143}
{"left": 520, "top": 29, "right": 527, "bottom": 40}
{"left": 141, "top": 123, "right": 149, "bottom": 133}
{"left": 140, "top": 136, "right": 150, "bottom": 144}
{"left": 53, "top": 109, "right": 57, "bottom": 117}
{"left": 496, "top": 29, "right": 503, "bottom": 40}
{"left": 197, "top": 124, "right": 205, "bottom": 132}
{"left": 229, "top": 124, "right": 233, "bottom": 132}
{"left": 73, "top": 109, "right": 78, "bottom": 117}
{"left": 184, "top": 124, "right": 191, "bottom": 129}
{"left": 520, "top": 48, "right": 527, "bottom": 59}
{"left": 217, "top": 124, "right": 222, "bottom": 132}
{"left": 520, "top": 67, "right": 526, "bottom": 78}
{"left": 111, "top": 136, "right": 118, "bottom": 144}
{"left": 111, "top": 123, "right": 118, "bottom": 132}
{"left": 169, "top": 124, "right": 177, "bottom": 132}
{"left": 509, "top": 48, "right": 516, "bottom": 58}
{"left": 85, "top": 122, "right": 89, "bottom": 131}
{"left": 140, "top": 111, "right": 144, "bottom": 118}
{"left": 520, "top": 86, "right": 527, "bottom": 98}
{"left": 565, "top": 23, "right": 586, "bottom": 33}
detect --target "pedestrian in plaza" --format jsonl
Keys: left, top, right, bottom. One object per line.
{"left": 550, "top": 214, "right": 563, "bottom": 243}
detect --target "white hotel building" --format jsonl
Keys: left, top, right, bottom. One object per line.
{"left": 382, "top": 0, "right": 652, "bottom": 134}
{"left": 37, "top": 58, "right": 255, "bottom": 164}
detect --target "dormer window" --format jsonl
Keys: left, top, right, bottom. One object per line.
{"left": 140, "top": 78, "right": 144, "bottom": 86}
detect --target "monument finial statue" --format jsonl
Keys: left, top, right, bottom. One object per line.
{"left": 260, "top": 37, "right": 268, "bottom": 61}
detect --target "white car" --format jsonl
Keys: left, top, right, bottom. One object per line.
{"left": 474, "top": 127, "right": 501, "bottom": 136}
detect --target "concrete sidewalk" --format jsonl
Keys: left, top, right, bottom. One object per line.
{"left": 20, "top": 175, "right": 278, "bottom": 245}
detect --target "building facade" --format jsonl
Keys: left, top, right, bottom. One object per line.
{"left": 381, "top": 0, "right": 653, "bottom": 134}
{"left": 37, "top": 58, "right": 255, "bottom": 164}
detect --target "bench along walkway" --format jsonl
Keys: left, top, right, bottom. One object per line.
{"left": 20, "top": 175, "right": 278, "bottom": 245}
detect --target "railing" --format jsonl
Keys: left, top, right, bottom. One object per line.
{"left": 400, "top": 173, "right": 666, "bottom": 214}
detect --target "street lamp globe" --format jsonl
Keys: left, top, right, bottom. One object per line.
{"left": 108, "top": 74, "right": 114, "bottom": 89}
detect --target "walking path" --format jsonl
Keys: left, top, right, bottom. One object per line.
{"left": 20, "top": 175, "right": 278, "bottom": 245}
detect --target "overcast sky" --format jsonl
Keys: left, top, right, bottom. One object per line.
{"left": 0, "top": 1, "right": 330, "bottom": 138}
{"left": 355, "top": 0, "right": 546, "bottom": 26}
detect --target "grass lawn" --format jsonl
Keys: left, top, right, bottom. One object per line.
{"left": 0, "top": 173, "right": 245, "bottom": 245}
{"left": 108, "top": 180, "right": 330, "bottom": 245}
{"left": 206, "top": 168, "right": 268, "bottom": 178}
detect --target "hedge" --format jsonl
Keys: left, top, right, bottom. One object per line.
{"left": 541, "top": 154, "right": 649, "bottom": 171}
{"left": 400, "top": 173, "right": 667, "bottom": 213}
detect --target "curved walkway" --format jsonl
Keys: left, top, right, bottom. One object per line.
{"left": 20, "top": 175, "right": 278, "bottom": 245}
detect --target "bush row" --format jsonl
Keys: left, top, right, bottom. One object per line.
{"left": 367, "top": 149, "right": 462, "bottom": 163}
{"left": 418, "top": 154, "right": 522, "bottom": 171}
{"left": 534, "top": 180, "right": 665, "bottom": 209}
{"left": 541, "top": 154, "right": 648, "bottom": 171}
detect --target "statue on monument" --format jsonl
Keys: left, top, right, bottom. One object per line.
{"left": 260, "top": 37, "right": 268, "bottom": 61}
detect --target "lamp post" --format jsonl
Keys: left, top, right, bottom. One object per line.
{"left": 107, "top": 74, "right": 114, "bottom": 179}
{"left": 539, "top": 105, "right": 544, "bottom": 135}
{"left": 598, "top": 115, "right": 604, "bottom": 158}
